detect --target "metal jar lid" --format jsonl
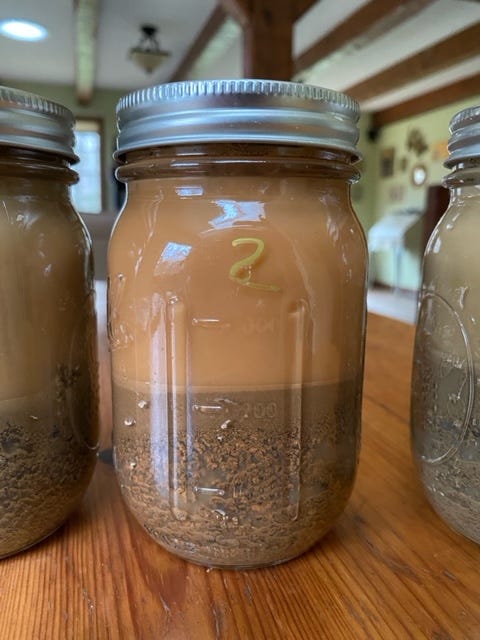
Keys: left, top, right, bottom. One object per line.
{"left": 115, "top": 79, "right": 361, "bottom": 161}
{"left": 0, "top": 86, "right": 77, "bottom": 162}
{"left": 445, "top": 105, "right": 480, "bottom": 168}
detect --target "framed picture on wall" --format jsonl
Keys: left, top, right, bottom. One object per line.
{"left": 380, "top": 147, "right": 395, "bottom": 177}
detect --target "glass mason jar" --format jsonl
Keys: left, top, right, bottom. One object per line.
{"left": 110, "top": 80, "right": 367, "bottom": 568}
{"left": 0, "top": 87, "right": 99, "bottom": 558}
{"left": 411, "top": 105, "right": 480, "bottom": 543}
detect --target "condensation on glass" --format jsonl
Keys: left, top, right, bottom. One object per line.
{"left": 0, "top": 87, "right": 99, "bottom": 558}
{"left": 110, "top": 79, "right": 368, "bottom": 568}
{"left": 411, "top": 105, "right": 480, "bottom": 543}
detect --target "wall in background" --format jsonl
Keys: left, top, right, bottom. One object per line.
{"left": 364, "top": 93, "right": 480, "bottom": 291}
{"left": 370, "top": 96, "right": 480, "bottom": 222}
{"left": 352, "top": 112, "right": 376, "bottom": 234}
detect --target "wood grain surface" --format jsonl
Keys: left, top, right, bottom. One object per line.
{"left": 1, "top": 300, "right": 480, "bottom": 640}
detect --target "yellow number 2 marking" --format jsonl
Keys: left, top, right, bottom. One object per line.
{"left": 229, "top": 237, "right": 281, "bottom": 292}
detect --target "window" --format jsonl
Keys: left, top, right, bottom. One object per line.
{"left": 71, "top": 118, "right": 103, "bottom": 214}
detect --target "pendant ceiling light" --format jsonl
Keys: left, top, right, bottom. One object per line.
{"left": 129, "top": 25, "right": 171, "bottom": 74}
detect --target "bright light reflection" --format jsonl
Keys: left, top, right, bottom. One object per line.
{"left": 209, "top": 200, "right": 265, "bottom": 228}
{"left": 175, "top": 186, "right": 204, "bottom": 197}
{"left": 0, "top": 19, "right": 48, "bottom": 42}
{"left": 154, "top": 242, "right": 192, "bottom": 275}
{"left": 161, "top": 242, "right": 192, "bottom": 263}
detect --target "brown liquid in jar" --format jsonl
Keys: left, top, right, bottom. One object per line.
{"left": 109, "top": 148, "right": 366, "bottom": 567}
{"left": 0, "top": 156, "right": 99, "bottom": 558}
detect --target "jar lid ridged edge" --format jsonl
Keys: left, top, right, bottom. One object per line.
{"left": 116, "top": 79, "right": 359, "bottom": 116}
{"left": 0, "top": 85, "right": 77, "bottom": 162}
{"left": 115, "top": 79, "right": 361, "bottom": 161}
{"left": 445, "top": 104, "right": 480, "bottom": 168}
{"left": 0, "top": 86, "right": 73, "bottom": 120}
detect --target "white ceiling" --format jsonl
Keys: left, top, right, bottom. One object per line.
{"left": 297, "top": 0, "right": 480, "bottom": 111}
{"left": 0, "top": 0, "right": 479, "bottom": 113}
{"left": 0, "top": 0, "right": 217, "bottom": 89}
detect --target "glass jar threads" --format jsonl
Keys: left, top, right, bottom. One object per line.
{"left": 411, "top": 105, "right": 480, "bottom": 543}
{"left": 110, "top": 79, "right": 367, "bottom": 568}
{"left": 0, "top": 87, "right": 99, "bottom": 558}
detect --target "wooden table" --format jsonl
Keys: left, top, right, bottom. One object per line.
{"left": 2, "top": 311, "right": 480, "bottom": 639}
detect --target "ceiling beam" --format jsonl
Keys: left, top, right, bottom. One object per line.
{"left": 219, "top": 0, "right": 250, "bottom": 26}
{"left": 168, "top": 0, "right": 477, "bottom": 120}
{"left": 74, "top": 0, "right": 98, "bottom": 105}
{"left": 220, "top": 0, "right": 303, "bottom": 80}
{"left": 293, "top": 0, "right": 318, "bottom": 21}
{"left": 169, "top": 5, "right": 228, "bottom": 82}
{"left": 242, "top": 0, "right": 294, "bottom": 79}
{"left": 219, "top": 0, "right": 318, "bottom": 25}
{"left": 295, "top": 0, "right": 435, "bottom": 75}
{"left": 346, "top": 22, "right": 480, "bottom": 103}
{"left": 168, "top": 0, "right": 318, "bottom": 83}
{"left": 371, "top": 72, "right": 480, "bottom": 128}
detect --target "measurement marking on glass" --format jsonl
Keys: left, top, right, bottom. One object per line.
{"left": 166, "top": 297, "right": 188, "bottom": 516}
{"left": 286, "top": 300, "right": 308, "bottom": 520}
{"left": 193, "top": 404, "right": 223, "bottom": 413}
{"left": 192, "top": 317, "right": 231, "bottom": 328}
{"left": 214, "top": 397, "right": 239, "bottom": 406}
{"left": 194, "top": 486, "right": 226, "bottom": 497}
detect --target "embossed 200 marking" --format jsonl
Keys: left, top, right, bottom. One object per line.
{"left": 229, "top": 237, "right": 280, "bottom": 292}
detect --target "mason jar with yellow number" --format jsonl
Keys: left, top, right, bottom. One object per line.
{"left": 109, "top": 79, "right": 367, "bottom": 568}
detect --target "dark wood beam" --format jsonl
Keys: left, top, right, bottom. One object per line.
{"left": 371, "top": 73, "right": 480, "bottom": 128}
{"left": 295, "top": 0, "right": 435, "bottom": 74}
{"left": 220, "top": 0, "right": 301, "bottom": 80}
{"left": 218, "top": 0, "right": 319, "bottom": 80}
{"left": 74, "top": 0, "right": 98, "bottom": 105}
{"left": 243, "top": 0, "right": 294, "bottom": 79}
{"left": 171, "top": 0, "right": 311, "bottom": 82}
{"left": 293, "top": 0, "right": 318, "bottom": 21}
{"left": 219, "top": 0, "right": 318, "bottom": 25}
{"left": 168, "top": 5, "right": 228, "bottom": 82}
{"left": 219, "top": 0, "right": 250, "bottom": 26}
{"left": 346, "top": 22, "right": 480, "bottom": 103}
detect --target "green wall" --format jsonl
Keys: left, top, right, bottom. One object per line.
{"left": 352, "top": 112, "right": 376, "bottom": 233}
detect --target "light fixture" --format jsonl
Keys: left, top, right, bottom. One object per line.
{"left": 0, "top": 19, "right": 48, "bottom": 42}
{"left": 128, "top": 25, "right": 170, "bottom": 74}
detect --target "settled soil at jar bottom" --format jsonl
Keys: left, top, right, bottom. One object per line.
{"left": 411, "top": 352, "right": 480, "bottom": 544}
{"left": 414, "top": 420, "right": 480, "bottom": 543}
{"left": 113, "top": 379, "right": 361, "bottom": 568}
{"left": 419, "top": 458, "right": 480, "bottom": 544}
{"left": 0, "top": 367, "right": 98, "bottom": 559}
